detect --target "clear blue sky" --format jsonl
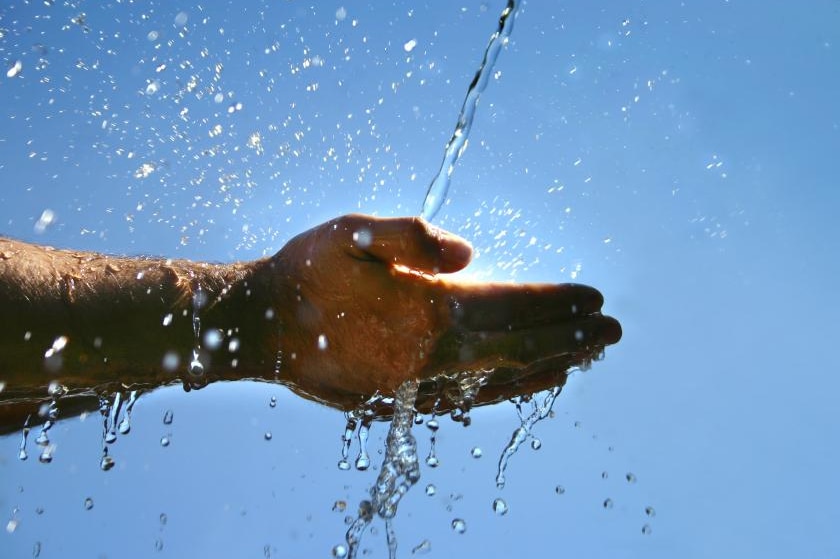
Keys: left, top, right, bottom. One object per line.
{"left": 2, "top": 1, "right": 838, "bottom": 557}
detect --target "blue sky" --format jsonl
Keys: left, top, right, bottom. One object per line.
{"left": 2, "top": 1, "right": 839, "bottom": 557}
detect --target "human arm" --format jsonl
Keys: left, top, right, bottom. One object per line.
{"left": 0, "top": 214, "right": 621, "bottom": 431}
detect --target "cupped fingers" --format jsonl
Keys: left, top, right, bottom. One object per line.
{"left": 428, "top": 314, "right": 621, "bottom": 373}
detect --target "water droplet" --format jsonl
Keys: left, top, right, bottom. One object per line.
{"left": 332, "top": 544, "right": 348, "bottom": 558}
{"left": 174, "top": 11, "right": 188, "bottom": 26}
{"left": 601, "top": 471, "right": 609, "bottom": 480}
{"left": 411, "top": 539, "right": 431, "bottom": 554}
{"left": 426, "top": 419, "right": 439, "bottom": 432}
{"left": 33, "top": 541, "right": 41, "bottom": 557}
{"left": 84, "top": 497, "right": 94, "bottom": 510}
{"left": 159, "top": 513, "right": 168, "bottom": 525}
{"left": 403, "top": 39, "right": 418, "bottom": 52}
{"left": 645, "top": 505, "right": 656, "bottom": 518}
{"left": 335, "top": 7, "right": 347, "bottom": 21}
{"left": 264, "top": 431, "right": 272, "bottom": 441}
{"left": 317, "top": 334, "right": 328, "bottom": 350}
{"left": 425, "top": 455, "right": 439, "bottom": 468}
{"left": 38, "top": 446, "right": 53, "bottom": 463}
{"left": 626, "top": 472, "right": 637, "bottom": 484}
{"left": 100, "top": 456, "right": 115, "bottom": 471}
{"left": 269, "top": 396, "right": 277, "bottom": 408}
{"left": 6, "top": 519, "right": 18, "bottom": 533}
{"left": 160, "top": 436, "right": 170, "bottom": 447}
{"left": 203, "top": 329, "right": 223, "bottom": 350}
{"left": 6, "top": 60, "right": 23, "bottom": 78}
{"left": 603, "top": 498, "right": 614, "bottom": 510}
{"left": 162, "top": 351, "right": 180, "bottom": 372}
{"left": 451, "top": 518, "right": 466, "bottom": 534}
{"left": 425, "top": 484, "right": 436, "bottom": 496}
{"left": 555, "top": 485, "right": 566, "bottom": 495}
{"left": 163, "top": 410, "right": 174, "bottom": 425}
{"left": 162, "top": 313, "right": 173, "bottom": 326}
{"left": 641, "top": 523, "right": 652, "bottom": 535}
{"left": 470, "top": 446, "right": 482, "bottom": 458}
{"left": 118, "top": 417, "right": 131, "bottom": 435}
{"left": 337, "top": 459, "right": 351, "bottom": 471}
{"left": 154, "top": 538, "right": 164, "bottom": 552}
{"left": 531, "top": 438, "right": 542, "bottom": 450}
{"left": 332, "top": 500, "right": 347, "bottom": 513}
{"left": 492, "top": 498, "right": 508, "bottom": 516}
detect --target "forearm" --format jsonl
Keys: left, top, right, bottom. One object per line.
{"left": 0, "top": 238, "right": 277, "bottom": 400}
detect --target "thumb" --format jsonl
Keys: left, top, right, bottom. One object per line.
{"left": 337, "top": 214, "right": 473, "bottom": 274}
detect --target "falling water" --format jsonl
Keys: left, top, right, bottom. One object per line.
{"left": 420, "top": 0, "right": 519, "bottom": 221}
{"left": 495, "top": 385, "right": 562, "bottom": 489}
{"left": 345, "top": 380, "right": 420, "bottom": 559}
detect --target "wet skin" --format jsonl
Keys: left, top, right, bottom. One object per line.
{"left": 0, "top": 214, "right": 621, "bottom": 433}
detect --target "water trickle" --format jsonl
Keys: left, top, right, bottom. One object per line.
{"left": 188, "top": 283, "right": 206, "bottom": 379}
{"left": 420, "top": 0, "right": 520, "bottom": 221}
{"left": 345, "top": 381, "right": 421, "bottom": 559}
{"left": 118, "top": 390, "right": 138, "bottom": 435}
{"left": 495, "top": 386, "right": 562, "bottom": 489}
{"left": 18, "top": 416, "right": 30, "bottom": 461}
{"left": 338, "top": 414, "right": 358, "bottom": 471}
{"left": 104, "top": 391, "right": 122, "bottom": 444}
{"left": 355, "top": 420, "right": 371, "bottom": 471}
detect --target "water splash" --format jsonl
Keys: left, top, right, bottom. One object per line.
{"left": 345, "top": 380, "right": 420, "bottom": 559}
{"left": 420, "top": 0, "right": 520, "bottom": 221}
{"left": 495, "top": 386, "right": 562, "bottom": 489}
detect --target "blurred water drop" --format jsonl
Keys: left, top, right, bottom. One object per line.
{"left": 603, "top": 498, "right": 614, "bottom": 510}
{"left": 530, "top": 438, "right": 542, "bottom": 450}
{"left": 492, "top": 498, "right": 509, "bottom": 516}
{"left": 425, "top": 484, "right": 436, "bottom": 496}
{"left": 555, "top": 485, "right": 565, "bottom": 495}
{"left": 269, "top": 396, "right": 277, "bottom": 408}
{"left": 84, "top": 497, "right": 94, "bottom": 510}
{"left": 33, "top": 209, "right": 55, "bottom": 234}
{"left": 33, "top": 541, "right": 41, "bottom": 557}
{"left": 451, "top": 518, "right": 466, "bottom": 534}
{"left": 163, "top": 410, "right": 174, "bottom": 425}
{"left": 174, "top": 11, "right": 188, "bottom": 26}
{"left": 404, "top": 39, "right": 418, "bottom": 53}
{"left": 159, "top": 513, "right": 168, "bottom": 525}
{"left": 264, "top": 431, "right": 272, "bottom": 441}
{"left": 145, "top": 80, "right": 160, "bottom": 95}
{"left": 641, "top": 524, "right": 652, "bottom": 535}
{"left": 601, "top": 471, "right": 609, "bottom": 479}
{"left": 332, "top": 544, "right": 348, "bottom": 558}
{"left": 6, "top": 60, "right": 23, "bottom": 78}
{"left": 332, "top": 500, "right": 347, "bottom": 513}
{"left": 160, "top": 436, "right": 170, "bottom": 447}
{"left": 100, "top": 456, "right": 115, "bottom": 471}
{"left": 6, "top": 519, "right": 18, "bottom": 533}
{"left": 162, "top": 313, "right": 173, "bottom": 326}
{"left": 626, "top": 472, "right": 637, "bottom": 484}
{"left": 411, "top": 539, "right": 431, "bottom": 554}
{"left": 426, "top": 419, "right": 439, "bottom": 432}
{"left": 645, "top": 505, "right": 656, "bottom": 517}
{"left": 317, "top": 334, "right": 328, "bottom": 350}
{"left": 470, "top": 446, "right": 482, "bottom": 458}
{"left": 154, "top": 538, "right": 164, "bottom": 552}
{"left": 337, "top": 459, "right": 351, "bottom": 471}
{"left": 335, "top": 7, "right": 347, "bottom": 21}
{"left": 147, "top": 30, "right": 159, "bottom": 41}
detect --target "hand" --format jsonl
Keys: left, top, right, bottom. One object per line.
{"left": 262, "top": 214, "right": 621, "bottom": 406}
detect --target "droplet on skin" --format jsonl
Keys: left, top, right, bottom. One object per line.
{"left": 317, "top": 334, "right": 328, "bottom": 350}
{"left": 352, "top": 228, "right": 372, "bottom": 248}
{"left": 162, "top": 313, "right": 173, "bottom": 326}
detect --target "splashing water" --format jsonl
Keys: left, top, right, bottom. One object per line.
{"left": 345, "top": 380, "right": 420, "bottom": 559}
{"left": 495, "top": 386, "right": 562, "bottom": 489}
{"left": 420, "top": 0, "right": 520, "bottom": 221}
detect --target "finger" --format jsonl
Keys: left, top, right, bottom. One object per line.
{"left": 443, "top": 282, "right": 605, "bottom": 331}
{"left": 334, "top": 214, "right": 473, "bottom": 274}
{"left": 429, "top": 314, "right": 621, "bottom": 372}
